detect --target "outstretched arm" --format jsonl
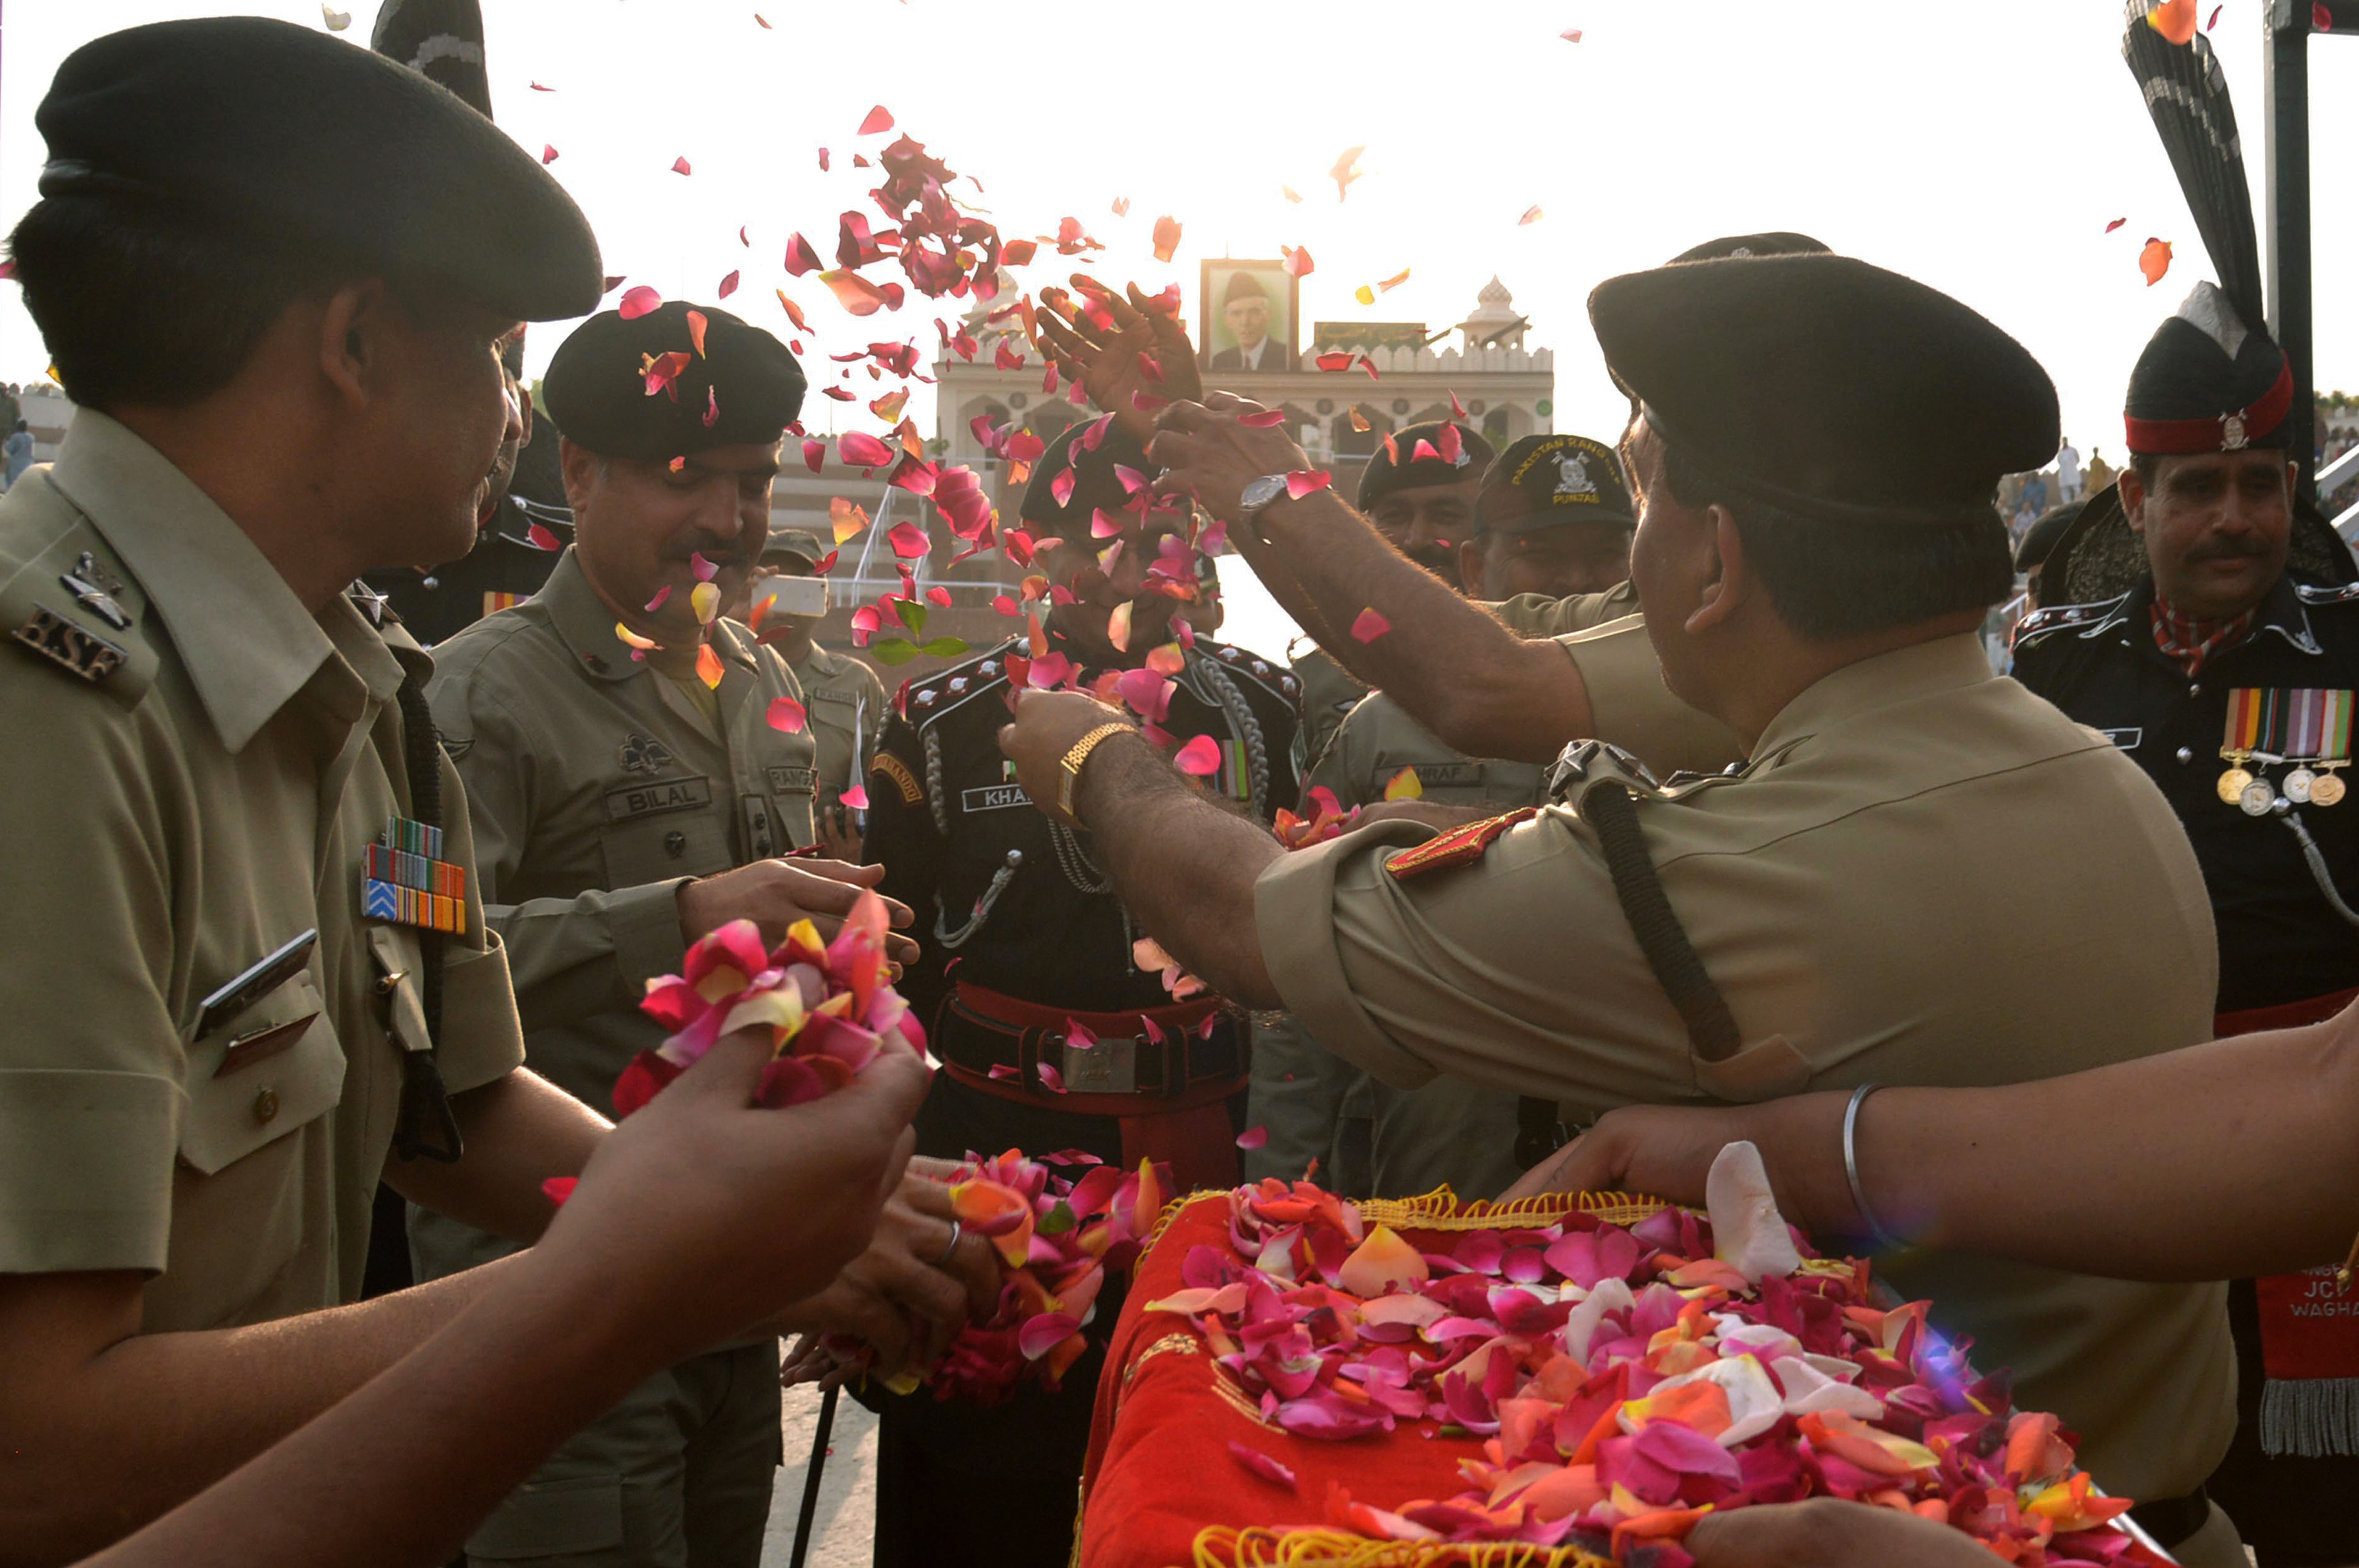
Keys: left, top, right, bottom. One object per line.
{"left": 1148, "top": 395, "right": 1593, "bottom": 763}
{"left": 996, "top": 693, "right": 1284, "bottom": 1008}
{"left": 1514, "top": 1010, "right": 2359, "bottom": 1283}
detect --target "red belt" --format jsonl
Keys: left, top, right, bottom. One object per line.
{"left": 2213, "top": 985, "right": 2359, "bottom": 1037}
{"left": 936, "top": 983, "right": 1247, "bottom": 1190}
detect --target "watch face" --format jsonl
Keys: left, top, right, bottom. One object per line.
{"left": 1240, "top": 474, "right": 1289, "bottom": 513}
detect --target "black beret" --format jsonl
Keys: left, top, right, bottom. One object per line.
{"left": 2014, "top": 499, "right": 2085, "bottom": 572}
{"left": 1591, "top": 253, "right": 2058, "bottom": 528}
{"left": 373, "top": 0, "right": 493, "bottom": 120}
{"left": 35, "top": 18, "right": 599, "bottom": 323}
{"left": 1666, "top": 231, "right": 1831, "bottom": 264}
{"left": 1357, "top": 421, "right": 1495, "bottom": 510}
{"left": 1478, "top": 434, "right": 1635, "bottom": 533}
{"left": 1020, "top": 420, "right": 1156, "bottom": 536}
{"left": 543, "top": 302, "right": 807, "bottom": 461}
{"left": 2124, "top": 283, "right": 2293, "bottom": 455}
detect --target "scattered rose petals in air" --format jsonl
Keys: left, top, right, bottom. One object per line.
{"left": 530, "top": 80, "right": 555, "bottom": 91}
{"left": 2316, "top": 1, "right": 2333, "bottom": 28}
{"left": 1354, "top": 285, "right": 1376, "bottom": 306}
{"left": 690, "top": 582, "right": 721, "bottom": 624}
{"left": 718, "top": 270, "right": 741, "bottom": 299}
{"left": 1111, "top": 196, "right": 1131, "bottom": 216}
{"left": 1228, "top": 1442, "right": 1297, "bottom": 1490}
{"left": 1519, "top": 204, "right": 1544, "bottom": 225}
{"left": 1350, "top": 607, "right": 1391, "bottom": 644}
{"left": 2208, "top": 3, "right": 2224, "bottom": 25}
{"left": 619, "top": 285, "right": 662, "bottom": 321}
{"left": 777, "top": 291, "right": 812, "bottom": 334}
{"left": 2147, "top": 0, "right": 2199, "bottom": 41}
{"left": 1173, "top": 734, "right": 1221, "bottom": 776}
{"left": 695, "top": 644, "right": 724, "bottom": 690}
{"left": 1282, "top": 245, "right": 1315, "bottom": 278}
{"left": 1384, "top": 766, "right": 1424, "bottom": 801}
{"left": 541, "top": 144, "right": 560, "bottom": 165}
{"left": 887, "top": 521, "right": 931, "bottom": 558}
{"left": 1282, "top": 184, "right": 1304, "bottom": 203}
{"left": 840, "top": 785, "right": 869, "bottom": 811}
{"left": 526, "top": 523, "right": 562, "bottom": 552}
{"left": 802, "top": 439, "right": 826, "bottom": 475}
{"left": 783, "top": 233, "right": 823, "bottom": 276}
{"left": 1240, "top": 409, "right": 1288, "bottom": 428}
{"left": 839, "top": 431, "right": 894, "bottom": 470}
{"left": 691, "top": 551, "right": 721, "bottom": 582}
{"left": 671, "top": 156, "right": 693, "bottom": 176}
{"left": 817, "top": 269, "right": 889, "bottom": 316}
{"left": 755, "top": 12, "right": 772, "bottom": 26}
{"left": 1285, "top": 470, "right": 1333, "bottom": 499}
{"left": 645, "top": 585, "right": 673, "bottom": 613}
{"left": 1349, "top": 407, "right": 1371, "bottom": 432}
{"left": 1153, "top": 215, "right": 1183, "bottom": 264}
{"left": 1314, "top": 351, "right": 1356, "bottom": 372}
{"left": 541, "top": 1176, "right": 577, "bottom": 1207}
{"left": 686, "top": 310, "right": 709, "bottom": 359}
{"left": 857, "top": 105, "right": 896, "bottom": 135}
{"left": 322, "top": 4, "right": 351, "bottom": 29}
{"left": 1330, "top": 145, "right": 1365, "bottom": 201}
{"left": 1236, "top": 1126, "right": 1269, "bottom": 1151}
{"left": 767, "top": 697, "right": 807, "bottom": 733}
{"left": 1561, "top": 26, "right": 1583, "bottom": 40}
{"left": 2140, "top": 237, "right": 2173, "bottom": 285}
{"left": 1038, "top": 1061, "right": 1067, "bottom": 1094}
{"left": 2105, "top": 217, "right": 2127, "bottom": 233}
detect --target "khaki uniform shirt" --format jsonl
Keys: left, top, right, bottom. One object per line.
{"left": 1289, "top": 644, "right": 1371, "bottom": 770}
{"left": 419, "top": 548, "right": 819, "bottom": 1113}
{"left": 791, "top": 640, "right": 888, "bottom": 803}
{"left": 0, "top": 414, "right": 523, "bottom": 1332}
{"left": 1258, "top": 633, "right": 2233, "bottom": 1502}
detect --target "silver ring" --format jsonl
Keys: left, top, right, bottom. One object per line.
{"left": 929, "top": 1218, "right": 963, "bottom": 1267}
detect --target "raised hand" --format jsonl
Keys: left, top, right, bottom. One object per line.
{"left": 1036, "top": 276, "right": 1203, "bottom": 446}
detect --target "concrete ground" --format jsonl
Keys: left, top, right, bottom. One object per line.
{"left": 760, "top": 1382, "right": 880, "bottom": 1568}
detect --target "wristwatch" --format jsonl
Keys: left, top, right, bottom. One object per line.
{"left": 1237, "top": 472, "right": 1292, "bottom": 525}
{"left": 1057, "top": 721, "right": 1134, "bottom": 821}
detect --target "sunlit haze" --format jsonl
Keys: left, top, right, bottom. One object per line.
{"left": 5, "top": 1, "right": 2355, "bottom": 656}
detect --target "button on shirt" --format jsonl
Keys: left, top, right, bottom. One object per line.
{"left": 0, "top": 412, "right": 524, "bottom": 1332}
{"left": 1256, "top": 633, "right": 2232, "bottom": 1503}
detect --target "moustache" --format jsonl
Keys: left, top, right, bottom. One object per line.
{"left": 2189, "top": 541, "right": 2270, "bottom": 564}
{"left": 1403, "top": 543, "right": 1458, "bottom": 578}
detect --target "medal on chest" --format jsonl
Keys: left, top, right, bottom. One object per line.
{"left": 362, "top": 815, "right": 469, "bottom": 934}
{"left": 2219, "top": 687, "right": 2354, "bottom": 813}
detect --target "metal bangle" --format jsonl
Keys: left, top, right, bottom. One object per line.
{"left": 1841, "top": 1083, "right": 1907, "bottom": 1253}
{"left": 929, "top": 1218, "right": 963, "bottom": 1267}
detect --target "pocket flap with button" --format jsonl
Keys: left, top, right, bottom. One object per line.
{"left": 600, "top": 810, "right": 731, "bottom": 887}
{"left": 179, "top": 973, "right": 346, "bottom": 1174}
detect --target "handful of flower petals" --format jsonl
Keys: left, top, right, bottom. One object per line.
{"left": 1124, "top": 1146, "right": 2165, "bottom": 1568}
{"left": 539, "top": 893, "right": 920, "bottom": 1208}
{"left": 1274, "top": 785, "right": 1361, "bottom": 850}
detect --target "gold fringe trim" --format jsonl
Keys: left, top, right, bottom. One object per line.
{"left": 1354, "top": 1187, "right": 1673, "bottom": 1233}
{"left": 1193, "top": 1527, "right": 1614, "bottom": 1568}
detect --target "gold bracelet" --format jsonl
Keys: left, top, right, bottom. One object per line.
{"left": 1057, "top": 722, "right": 1134, "bottom": 820}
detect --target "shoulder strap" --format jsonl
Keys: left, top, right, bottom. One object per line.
{"left": 1581, "top": 778, "right": 1743, "bottom": 1064}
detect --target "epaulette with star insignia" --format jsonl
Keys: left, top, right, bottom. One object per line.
{"left": 1196, "top": 639, "right": 1302, "bottom": 706}
{"left": 0, "top": 508, "right": 157, "bottom": 706}
{"left": 903, "top": 639, "right": 1020, "bottom": 729}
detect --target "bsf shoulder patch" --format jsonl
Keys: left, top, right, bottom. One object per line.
{"left": 872, "top": 751, "right": 924, "bottom": 805}
{"left": 1384, "top": 808, "right": 1539, "bottom": 881}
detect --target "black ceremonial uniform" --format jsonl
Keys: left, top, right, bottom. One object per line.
{"left": 364, "top": 419, "right": 572, "bottom": 645}
{"left": 2013, "top": 576, "right": 2359, "bottom": 1014}
{"left": 859, "top": 629, "right": 1298, "bottom": 1568}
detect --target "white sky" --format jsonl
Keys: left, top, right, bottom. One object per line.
{"left": 5, "top": 0, "right": 2356, "bottom": 464}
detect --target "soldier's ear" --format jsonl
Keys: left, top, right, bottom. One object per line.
{"left": 1686, "top": 506, "right": 1747, "bottom": 635}
{"left": 558, "top": 436, "right": 600, "bottom": 516}
{"left": 1456, "top": 537, "right": 1487, "bottom": 597}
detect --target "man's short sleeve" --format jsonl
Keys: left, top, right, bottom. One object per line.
{"left": 1482, "top": 588, "right": 1628, "bottom": 639}
{"left": 0, "top": 682, "right": 184, "bottom": 1274}
{"left": 1253, "top": 809, "right": 1695, "bottom": 1113}
{"left": 1557, "top": 618, "right": 1745, "bottom": 777}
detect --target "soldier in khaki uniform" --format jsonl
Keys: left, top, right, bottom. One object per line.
{"left": 0, "top": 20, "right": 624, "bottom": 1559}
{"left": 732, "top": 527, "right": 889, "bottom": 860}
{"left": 1247, "top": 423, "right": 1494, "bottom": 1194}
{"left": 1007, "top": 251, "right": 2244, "bottom": 1562}
{"left": 411, "top": 301, "right": 987, "bottom": 1568}
{"left": 1282, "top": 434, "right": 1641, "bottom": 1204}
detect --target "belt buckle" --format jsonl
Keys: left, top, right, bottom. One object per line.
{"left": 1062, "top": 1033, "right": 1138, "bottom": 1094}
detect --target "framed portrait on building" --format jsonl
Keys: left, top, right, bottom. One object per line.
{"left": 1200, "top": 259, "right": 1298, "bottom": 374}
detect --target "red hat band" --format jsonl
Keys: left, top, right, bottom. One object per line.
{"left": 2122, "top": 357, "right": 2294, "bottom": 456}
